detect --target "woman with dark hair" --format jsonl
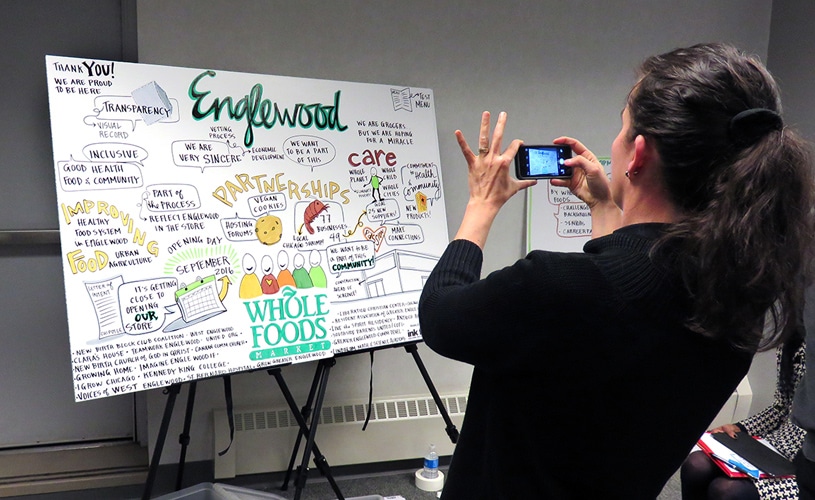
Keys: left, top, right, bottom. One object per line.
{"left": 418, "top": 43, "right": 815, "bottom": 499}
{"left": 681, "top": 332, "right": 806, "bottom": 500}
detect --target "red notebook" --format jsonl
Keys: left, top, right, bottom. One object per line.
{"left": 696, "top": 432, "right": 794, "bottom": 479}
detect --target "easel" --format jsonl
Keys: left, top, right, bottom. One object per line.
{"left": 140, "top": 374, "right": 236, "bottom": 500}
{"left": 275, "top": 342, "right": 459, "bottom": 500}
{"left": 268, "top": 358, "right": 345, "bottom": 500}
{"left": 140, "top": 342, "right": 458, "bottom": 500}
{"left": 141, "top": 381, "right": 187, "bottom": 500}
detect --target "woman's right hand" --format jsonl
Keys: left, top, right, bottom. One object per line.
{"left": 709, "top": 423, "right": 742, "bottom": 439}
{"left": 550, "top": 137, "right": 612, "bottom": 208}
{"left": 551, "top": 137, "right": 622, "bottom": 237}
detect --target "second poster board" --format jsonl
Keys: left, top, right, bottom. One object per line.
{"left": 525, "top": 159, "right": 611, "bottom": 252}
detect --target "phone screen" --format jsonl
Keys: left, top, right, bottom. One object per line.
{"left": 515, "top": 145, "right": 572, "bottom": 179}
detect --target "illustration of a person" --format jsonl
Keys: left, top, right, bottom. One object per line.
{"left": 369, "top": 167, "right": 384, "bottom": 202}
{"left": 277, "top": 250, "right": 296, "bottom": 289}
{"left": 292, "top": 253, "right": 314, "bottom": 289}
{"left": 308, "top": 250, "right": 328, "bottom": 288}
{"left": 239, "top": 254, "right": 262, "bottom": 299}
{"left": 138, "top": 191, "right": 150, "bottom": 220}
{"left": 260, "top": 255, "right": 280, "bottom": 294}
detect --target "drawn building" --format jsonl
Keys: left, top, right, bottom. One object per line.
{"left": 356, "top": 249, "right": 438, "bottom": 300}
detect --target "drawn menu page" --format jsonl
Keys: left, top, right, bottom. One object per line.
{"left": 45, "top": 56, "right": 447, "bottom": 402}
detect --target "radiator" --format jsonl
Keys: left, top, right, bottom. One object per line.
{"left": 213, "top": 393, "right": 467, "bottom": 479}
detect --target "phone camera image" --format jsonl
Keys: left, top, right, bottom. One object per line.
{"left": 515, "top": 145, "right": 572, "bottom": 179}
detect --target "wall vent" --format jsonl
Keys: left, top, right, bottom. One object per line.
{"left": 214, "top": 394, "right": 468, "bottom": 479}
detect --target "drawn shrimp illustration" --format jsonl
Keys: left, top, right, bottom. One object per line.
{"left": 298, "top": 199, "right": 328, "bottom": 235}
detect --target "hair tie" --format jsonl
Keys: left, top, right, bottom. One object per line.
{"left": 729, "top": 108, "right": 783, "bottom": 146}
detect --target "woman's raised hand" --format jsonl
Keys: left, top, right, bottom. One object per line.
{"left": 455, "top": 111, "right": 536, "bottom": 210}
{"left": 452, "top": 111, "right": 535, "bottom": 248}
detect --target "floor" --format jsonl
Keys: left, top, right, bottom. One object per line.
{"left": 3, "top": 465, "right": 683, "bottom": 499}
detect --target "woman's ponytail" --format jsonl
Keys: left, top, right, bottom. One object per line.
{"left": 629, "top": 43, "right": 815, "bottom": 350}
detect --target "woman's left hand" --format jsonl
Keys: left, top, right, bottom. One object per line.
{"left": 455, "top": 111, "right": 537, "bottom": 210}
{"left": 452, "top": 111, "right": 536, "bottom": 248}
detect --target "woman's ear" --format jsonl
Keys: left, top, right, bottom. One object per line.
{"left": 629, "top": 134, "right": 657, "bottom": 175}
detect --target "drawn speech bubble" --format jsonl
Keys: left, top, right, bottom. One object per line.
{"left": 144, "top": 184, "right": 201, "bottom": 212}
{"left": 366, "top": 199, "right": 401, "bottom": 223}
{"left": 326, "top": 240, "right": 376, "bottom": 275}
{"left": 83, "top": 143, "right": 148, "bottom": 167}
{"left": 384, "top": 223, "right": 424, "bottom": 246}
{"left": 284, "top": 135, "right": 336, "bottom": 168}
{"left": 221, "top": 215, "right": 257, "bottom": 242}
{"left": 554, "top": 202, "right": 592, "bottom": 238}
{"left": 172, "top": 140, "right": 242, "bottom": 172}
{"left": 547, "top": 184, "right": 582, "bottom": 205}
{"left": 401, "top": 163, "right": 442, "bottom": 202}
{"left": 118, "top": 277, "right": 179, "bottom": 335}
{"left": 248, "top": 193, "right": 287, "bottom": 217}
{"left": 86, "top": 95, "right": 179, "bottom": 130}
{"left": 58, "top": 157, "right": 143, "bottom": 191}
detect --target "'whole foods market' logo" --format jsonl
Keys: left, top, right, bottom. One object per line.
{"left": 243, "top": 287, "right": 330, "bottom": 360}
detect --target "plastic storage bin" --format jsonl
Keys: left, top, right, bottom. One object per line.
{"left": 154, "top": 482, "right": 384, "bottom": 500}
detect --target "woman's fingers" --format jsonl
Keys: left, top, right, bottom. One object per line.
{"left": 459, "top": 111, "right": 520, "bottom": 167}
{"left": 548, "top": 137, "right": 612, "bottom": 208}
{"left": 566, "top": 152, "right": 604, "bottom": 178}
{"left": 503, "top": 137, "right": 522, "bottom": 166}
{"left": 458, "top": 113, "right": 536, "bottom": 203}
{"left": 490, "top": 111, "right": 507, "bottom": 155}
{"left": 479, "top": 111, "right": 491, "bottom": 156}
{"left": 554, "top": 136, "right": 596, "bottom": 161}
{"left": 455, "top": 129, "right": 474, "bottom": 161}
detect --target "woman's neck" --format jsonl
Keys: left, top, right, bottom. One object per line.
{"left": 621, "top": 188, "right": 682, "bottom": 226}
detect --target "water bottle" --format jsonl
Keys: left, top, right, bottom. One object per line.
{"left": 422, "top": 443, "right": 439, "bottom": 479}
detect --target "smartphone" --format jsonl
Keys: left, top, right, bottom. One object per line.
{"left": 514, "top": 145, "right": 572, "bottom": 179}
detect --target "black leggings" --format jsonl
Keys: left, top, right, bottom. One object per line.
{"left": 681, "top": 450, "right": 760, "bottom": 500}
{"left": 797, "top": 451, "right": 815, "bottom": 500}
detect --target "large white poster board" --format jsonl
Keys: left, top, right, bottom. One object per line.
{"left": 45, "top": 56, "right": 447, "bottom": 402}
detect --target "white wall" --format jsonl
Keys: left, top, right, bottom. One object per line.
{"left": 136, "top": 0, "right": 775, "bottom": 464}
{"left": 0, "top": 0, "right": 140, "bottom": 451}
{"left": 768, "top": 0, "right": 815, "bottom": 144}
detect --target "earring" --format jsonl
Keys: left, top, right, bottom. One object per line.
{"left": 625, "top": 171, "right": 630, "bottom": 178}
